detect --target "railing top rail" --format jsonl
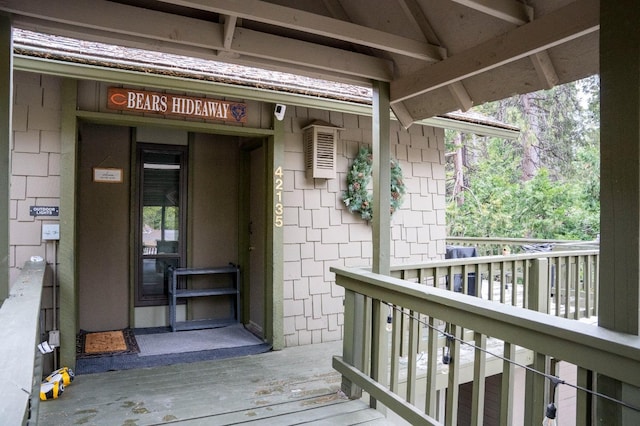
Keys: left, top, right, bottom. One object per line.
{"left": 389, "top": 249, "right": 599, "bottom": 271}
{"left": 446, "top": 236, "right": 596, "bottom": 244}
{"left": 0, "top": 260, "right": 47, "bottom": 425}
{"left": 331, "top": 265, "right": 640, "bottom": 388}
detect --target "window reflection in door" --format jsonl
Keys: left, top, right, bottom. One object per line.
{"left": 137, "top": 145, "right": 186, "bottom": 306}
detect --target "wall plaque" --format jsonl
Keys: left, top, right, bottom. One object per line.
{"left": 93, "top": 167, "right": 123, "bottom": 183}
{"left": 107, "top": 87, "right": 248, "bottom": 123}
{"left": 29, "top": 206, "right": 59, "bottom": 217}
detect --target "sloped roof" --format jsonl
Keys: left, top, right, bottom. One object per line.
{"left": 13, "top": 28, "right": 519, "bottom": 135}
{"left": 0, "top": 0, "right": 597, "bottom": 129}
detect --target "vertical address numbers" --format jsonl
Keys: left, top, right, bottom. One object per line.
{"left": 274, "top": 166, "right": 284, "bottom": 227}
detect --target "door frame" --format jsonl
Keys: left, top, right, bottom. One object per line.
{"left": 59, "top": 95, "right": 283, "bottom": 367}
{"left": 239, "top": 138, "right": 266, "bottom": 335}
{"left": 134, "top": 142, "right": 188, "bottom": 307}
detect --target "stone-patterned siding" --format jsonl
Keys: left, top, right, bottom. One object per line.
{"left": 10, "top": 71, "right": 62, "bottom": 332}
{"left": 280, "top": 107, "right": 446, "bottom": 347}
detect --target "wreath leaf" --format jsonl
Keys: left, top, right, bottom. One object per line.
{"left": 342, "top": 146, "right": 406, "bottom": 221}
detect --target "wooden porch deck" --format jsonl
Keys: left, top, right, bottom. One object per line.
{"left": 38, "top": 341, "right": 392, "bottom": 425}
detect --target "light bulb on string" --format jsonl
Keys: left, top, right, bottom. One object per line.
{"left": 542, "top": 402, "right": 557, "bottom": 426}
{"left": 542, "top": 376, "right": 562, "bottom": 426}
{"left": 385, "top": 305, "right": 393, "bottom": 332}
{"left": 441, "top": 334, "right": 452, "bottom": 374}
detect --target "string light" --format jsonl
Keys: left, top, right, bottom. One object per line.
{"left": 385, "top": 304, "right": 393, "bottom": 332}
{"left": 382, "top": 302, "right": 640, "bottom": 416}
{"left": 542, "top": 377, "right": 562, "bottom": 425}
{"left": 542, "top": 403, "right": 556, "bottom": 426}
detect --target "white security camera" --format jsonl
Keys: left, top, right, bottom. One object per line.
{"left": 274, "top": 104, "right": 286, "bottom": 121}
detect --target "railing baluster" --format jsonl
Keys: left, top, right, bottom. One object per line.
{"left": 564, "top": 257, "right": 571, "bottom": 319}
{"left": 555, "top": 257, "right": 561, "bottom": 317}
{"left": 489, "top": 262, "right": 496, "bottom": 301}
{"left": 444, "top": 324, "right": 461, "bottom": 426}
{"left": 572, "top": 256, "right": 579, "bottom": 319}
{"left": 576, "top": 256, "right": 583, "bottom": 318}
{"left": 511, "top": 259, "right": 518, "bottom": 306}
{"left": 524, "top": 352, "right": 548, "bottom": 426}
{"left": 576, "top": 366, "right": 594, "bottom": 425}
{"left": 500, "top": 342, "right": 516, "bottom": 426}
{"left": 523, "top": 259, "right": 530, "bottom": 308}
{"left": 585, "top": 255, "right": 592, "bottom": 317}
{"left": 341, "top": 290, "right": 364, "bottom": 399}
{"left": 470, "top": 332, "right": 487, "bottom": 426}
{"left": 425, "top": 316, "right": 439, "bottom": 418}
{"left": 501, "top": 260, "right": 508, "bottom": 303}
{"left": 406, "top": 310, "right": 419, "bottom": 404}
{"left": 370, "top": 298, "right": 388, "bottom": 409}
{"left": 390, "top": 304, "right": 401, "bottom": 394}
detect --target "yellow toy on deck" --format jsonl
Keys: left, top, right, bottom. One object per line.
{"left": 40, "top": 367, "right": 75, "bottom": 400}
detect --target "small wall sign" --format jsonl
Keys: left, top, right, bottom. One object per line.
{"left": 93, "top": 167, "right": 123, "bottom": 183}
{"left": 107, "top": 87, "right": 248, "bottom": 123}
{"left": 29, "top": 206, "right": 59, "bottom": 217}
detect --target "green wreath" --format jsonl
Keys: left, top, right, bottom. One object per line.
{"left": 342, "top": 146, "right": 406, "bottom": 221}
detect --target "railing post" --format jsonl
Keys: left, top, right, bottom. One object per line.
{"left": 370, "top": 298, "right": 388, "bottom": 410}
{"left": 528, "top": 258, "right": 549, "bottom": 313}
{"left": 341, "top": 289, "right": 364, "bottom": 399}
{"left": 445, "top": 324, "right": 461, "bottom": 426}
{"left": 499, "top": 342, "right": 516, "bottom": 426}
{"left": 576, "top": 367, "right": 594, "bottom": 425}
{"left": 524, "top": 352, "right": 548, "bottom": 426}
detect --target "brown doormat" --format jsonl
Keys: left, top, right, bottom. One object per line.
{"left": 77, "top": 329, "right": 139, "bottom": 358}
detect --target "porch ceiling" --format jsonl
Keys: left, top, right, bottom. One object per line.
{"left": 0, "top": 0, "right": 599, "bottom": 127}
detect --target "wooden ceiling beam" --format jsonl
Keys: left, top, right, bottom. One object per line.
{"left": 0, "top": 0, "right": 392, "bottom": 82}
{"left": 391, "top": 0, "right": 599, "bottom": 104}
{"left": 449, "top": 0, "right": 533, "bottom": 25}
{"left": 0, "top": 0, "right": 225, "bottom": 48}
{"left": 530, "top": 51, "right": 559, "bottom": 90}
{"left": 221, "top": 15, "right": 237, "bottom": 51}
{"left": 230, "top": 27, "right": 393, "bottom": 81}
{"left": 397, "top": 0, "right": 474, "bottom": 113}
{"left": 451, "top": 1, "right": 560, "bottom": 100}
{"left": 157, "top": 0, "right": 445, "bottom": 61}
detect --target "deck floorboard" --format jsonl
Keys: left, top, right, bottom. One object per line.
{"left": 38, "top": 340, "right": 391, "bottom": 425}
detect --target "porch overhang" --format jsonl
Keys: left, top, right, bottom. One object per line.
{"left": 0, "top": 0, "right": 599, "bottom": 127}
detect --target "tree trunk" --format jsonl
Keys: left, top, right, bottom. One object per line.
{"left": 520, "top": 93, "right": 540, "bottom": 181}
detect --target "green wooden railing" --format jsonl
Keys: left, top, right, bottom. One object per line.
{"left": 331, "top": 250, "right": 640, "bottom": 425}
{"left": 391, "top": 250, "right": 599, "bottom": 320}
{"left": 0, "top": 261, "right": 47, "bottom": 425}
{"left": 446, "top": 236, "right": 599, "bottom": 256}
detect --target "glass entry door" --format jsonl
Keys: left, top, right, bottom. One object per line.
{"left": 136, "top": 144, "right": 187, "bottom": 306}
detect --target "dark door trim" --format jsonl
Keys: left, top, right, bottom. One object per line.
{"left": 134, "top": 143, "right": 188, "bottom": 307}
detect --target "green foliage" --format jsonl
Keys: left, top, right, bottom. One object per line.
{"left": 143, "top": 206, "right": 178, "bottom": 230}
{"left": 343, "top": 146, "right": 406, "bottom": 221}
{"left": 446, "top": 77, "right": 600, "bottom": 240}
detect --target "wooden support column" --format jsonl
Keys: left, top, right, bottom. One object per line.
{"left": 370, "top": 80, "right": 391, "bottom": 410}
{"left": 371, "top": 80, "right": 391, "bottom": 276}
{"left": 267, "top": 117, "right": 285, "bottom": 350}
{"left": 0, "top": 14, "right": 11, "bottom": 303}
{"left": 58, "top": 79, "right": 78, "bottom": 368}
{"left": 598, "top": 2, "right": 640, "bottom": 423}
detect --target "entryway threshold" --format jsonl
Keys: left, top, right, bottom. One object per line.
{"left": 75, "top": 325, "right": 270, "bottom": 374}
